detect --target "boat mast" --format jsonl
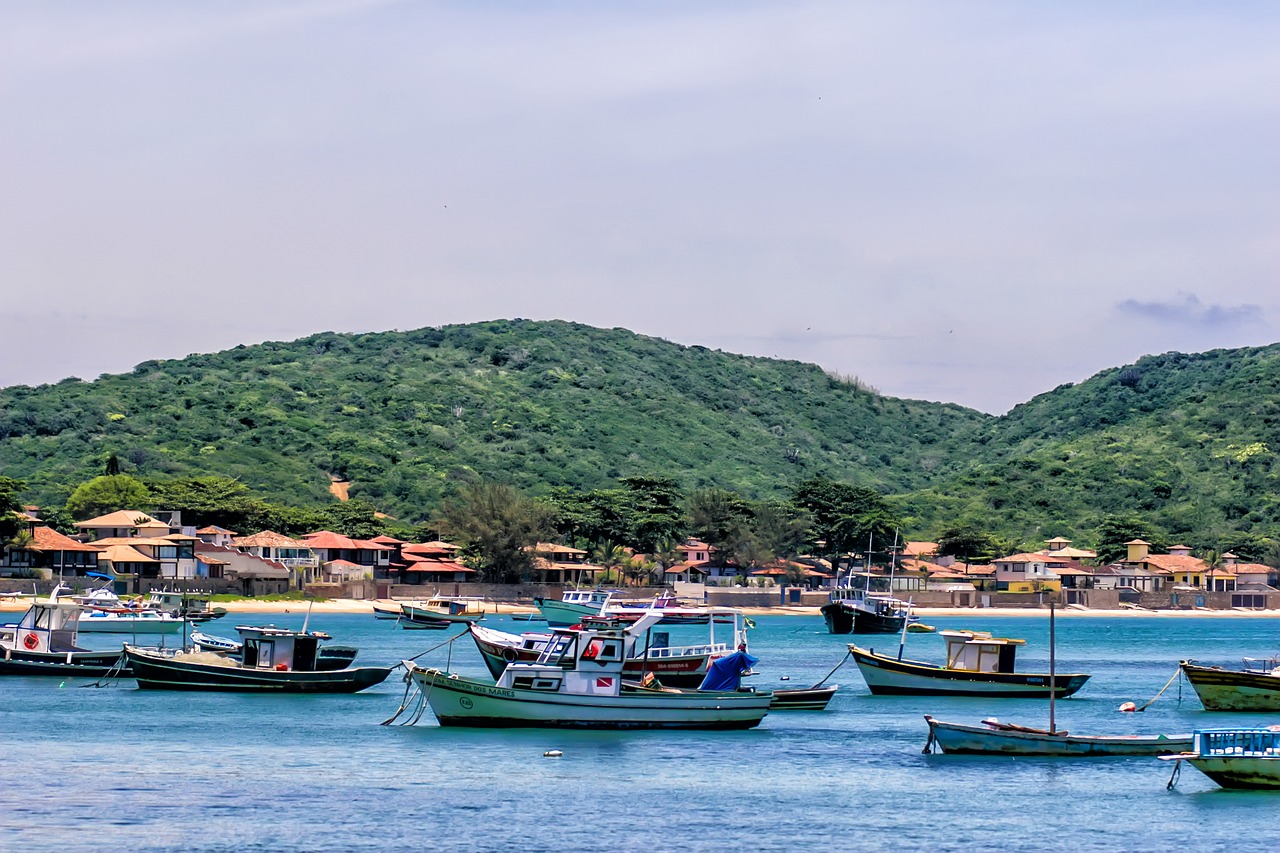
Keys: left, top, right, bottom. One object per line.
{"left": 1048, "top": 601, "right": 1057, "bottom": 735}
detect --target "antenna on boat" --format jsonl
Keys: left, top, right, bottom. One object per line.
{"left": 1049, "top": 601, "right": 1057, "bottom": 735}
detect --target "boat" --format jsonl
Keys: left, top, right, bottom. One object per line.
{"left": 75, "top": 607, "right": 186, "bottom": 634}
{"left": 925, "top": 716, "right": 1192, "bottom": 756}
{"left": 399, "top": 596, "right": 486, "bottom": 628}
{"left": 402, "top": 611, "right": 773, "bottom": 729}
{"left": 190, "top": 630, "right": 359, "bottom": 671}
{"left": 510, "top": 612, "right": 541, "bottom": 622}
{"left": 143, "top": 590, "right": 227, "bottom": 623}
{"left": 1162, "top": 728, "right": 1280, "bottom": 789}
{"left": 605, "top": 594, "right": 716, "bottom": 625}
{"left": 851, "top": 629, "right": 1090, "bottom": 697}
{"left": 371, "top": 603, "right": 402, "bottom": 620}
{"left": 769, "top": 685, "right": 838, "bottom": 710}
{"left": 125, "top": 625, "right": 390, "bottom": 692}
{"left": 1180, "top": 659, "right": 1280, "bottom": 711}
{"left": 467, "top": 607, "right": 748, "bottom": 688}
{"left": 0, "top": 589, "right": 127, "bottom": 677}
{"left": 533, "top": 588, "right": 615, "bottom": 627}
{"left": 820, "top": 571, "right": 913, "bottom": 634}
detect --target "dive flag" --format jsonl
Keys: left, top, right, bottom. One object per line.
{"left": 596, "top": 677, "right": 613, "bottom": 689}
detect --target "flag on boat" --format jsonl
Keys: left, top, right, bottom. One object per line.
{"left": 596, "top": 677, "right": 613, "bottom": 689}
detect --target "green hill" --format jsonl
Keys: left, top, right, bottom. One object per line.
{"left": 0, "top": 320, "right": 986, "bottom": 515}
{"left": 2, "top": 321, "right": 1277, "bottom": 551}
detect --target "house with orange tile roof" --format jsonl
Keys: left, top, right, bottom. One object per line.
{"left": 91, "top": 535, "right": 200, "bottom": 580}
{"left": 0, "top": 524, "right": 104, "bottom": 579}
{"left": 526, "top": 542, "right": 605, "bottom": 585}
{"left": 1223, "top": 553, "right": 1275, "bottom": 589}
{"left": 302, "top": 530, "right": 392, "bottom": 580}
{"left": 73, "top": 510, "right": 173, "bottom": 540}
{"left": 992, "top": 552, "right": 1062, "bottom": 592}
{"left": 232, "top": 531, "right": 320, "bottom": 583}
{"left": 196, "top": 525, "right": 239, "bottom": 547}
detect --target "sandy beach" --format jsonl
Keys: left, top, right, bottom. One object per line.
{"left": 4, "top": 596, "right": 1280, "bottom": 618}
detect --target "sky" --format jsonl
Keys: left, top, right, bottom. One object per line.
{"left": 2, "top": 1, "right": 1277, "bottom": 414}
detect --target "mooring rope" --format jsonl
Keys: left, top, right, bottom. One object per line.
{"left": 1135, "top": 666, "right": 1183, "bottom": 712}
{"left": 83, "top": 651, "right": 130, "bottom": 688}
{"left": 812, "top": 649, "right": 853, "bottom": 689}
{"left": 380, "top": 629, "right": 466, "bottom": 725}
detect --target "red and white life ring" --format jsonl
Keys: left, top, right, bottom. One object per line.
{"left": 22, "top": 633, "right": 39, "bottom": 650}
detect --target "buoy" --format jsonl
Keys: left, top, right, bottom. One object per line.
{"left": 780, "top": 675, "right": 791, "bottom": 681}
{"left": 1118, "top": 702, "right": 1137, "bottom": 712}
{"left": 543, "top": 750, "right": 563, "bottom": 758}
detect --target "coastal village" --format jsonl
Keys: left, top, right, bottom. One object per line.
{"left": 3, "top": 505, "right": 1277, "bottom": 613}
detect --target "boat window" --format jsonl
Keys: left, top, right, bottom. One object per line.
{"left": 581, "top": 638, "right": 621, "bottom": 662}
{"left": 255, "top": 640, "right": 274, "bottom": 668}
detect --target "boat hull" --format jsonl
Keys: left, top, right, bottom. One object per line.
{"left": 769, "top": 686, "right": 838, "bottom": 710}
{"left": 470, "top": 628, "right": 717, "bottom": 687}
{"left": 535, "top": 598, "right": 602, "bottom": 628}
{"left": 851, "top": 646, "right": 1089, "bottom": 697}
{"left": 1184, "top": 757, "right": 1280, "bottom": 789}
{"left": 76, "top": 613, "right": 184, "bottom": 634}
{"left": 821, "top": 602, "right": 903, "bottom": 634}
{"left": 0, "top": 648, "right": 127, "bottom": 677}
{"left": 410, "top": 668, "right": 771, "bottom": 730}
{"left": 124, "top": 647, "right": 391, "bottom": 693}
{"left": 1181, "top": 662, "right": 1280, "bottom": 711}
{"left": 925, "top": 716, "right": 1192, "bottom": 756}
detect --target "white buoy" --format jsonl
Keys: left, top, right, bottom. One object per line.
{"left": 780, "top": 676, "right": 791, "bottom": 681}
{"left": 544, "top": 750, "right": 563, "bottom": 758}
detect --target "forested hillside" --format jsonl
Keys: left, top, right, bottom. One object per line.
{"left": 0, "top": 320, "right": 985, "bottom": 515}
{"left": 2, "top": 322, "right": 1277, "bottom": 552}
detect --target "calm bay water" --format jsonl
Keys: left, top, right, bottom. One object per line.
{"left": 4, "top": 611, "right": 1280, "bottom": 852}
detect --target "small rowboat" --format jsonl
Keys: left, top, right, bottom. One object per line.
{"left": 924, "top": 715, "right": 1192, "bottom": 756}
{"left": 769, "top": 685, "right": 837, "bottom": 710}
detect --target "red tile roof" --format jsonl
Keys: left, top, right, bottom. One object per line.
{"left": 304, "top": 531, "right": 360, "bottom": 550}
{"left": 30, "top": 526, "right": 103, "bottom": 553}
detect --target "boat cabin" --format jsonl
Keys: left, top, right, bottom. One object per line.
{"left": 236, "top": 626, "right": 333, "bottom": 672}
{"left": 495, "top": 612, "right": 664, "bottom": 697}
{"left": 560, "top": 589, "right": 612, "bottom": 608}
{"left": 940, "top": 630, "right": 1026, "bottom": 673}
{"left": 1, "top": 598, "right": 84, "bottom": 654}
{"left": 422, "top": 596, "right": 486, "bottom": 617}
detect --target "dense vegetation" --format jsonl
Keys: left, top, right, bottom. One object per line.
{"left": 1, "top": 321, "right": 1278, "bottom": 560}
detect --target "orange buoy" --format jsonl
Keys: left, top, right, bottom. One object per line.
{"left": 1118, "top": 702, "right": 1137, "bottom": 712}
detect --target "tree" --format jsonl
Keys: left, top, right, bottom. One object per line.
{"left": 936, "top": 526, "right": 998, "bottom": 564}
{"left": 439, "top": 481, "right": 554, "bottom": 583}
{"left": 1092, "top": 514, "right": 1163, "bottom": 565}
{"left": 104, "top": 454, "right": 121, "bottom": 476}
{"left": 148, "top": 476, "right": 254, "bottom": 530}
{"left": 791, "top": 476, "right": 900, "bottom": 558}
{"left": 65, "top": 475, "right": 151, "bottom": 520}
{"left": 0, "top": 477, "right": 26, "bottom": 541}
{"left": 687, "top": 488, "right": 753, "bottom": 561}
{"left": 318, "top": 500, "right": 387, "bottom": 540}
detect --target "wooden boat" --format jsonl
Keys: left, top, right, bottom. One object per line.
{"left": 924, "top": 716, "right": 1192, "bottom": 756}
{"left": 143, "top": 590, "right": 227, "bottom": 623}
{"left": 769, "top": 685, "right": 838, "bottom": 710}
{"left": 851, "top": 630, "right": 1090, "bottom": 697}
{"left": 399, "top": 596, "right": 485, "bottom": 628}
{"left": 403, "top": 611, "right": 773, "bottom": 729}
{"left": 1180, "top": 660, "right": 1280, "bottom": 711}
{"left": 1163, "top": 728, "right": 1280, "bottom": 789}
{"left": 821, "top": 576, "right": 911, "bottom": 635}
{"left": 534, "top": 589, "right": 614, "bottom": 627}
{"left": 467, "top": 607, "right": 747, "bottom": 688}
{"left": 0, "top": 590, "right": 126, "bottom": 677}
{"left": 124, "top": 625, "right": 390, "bottom": 692}
{"left": 190, "top": 630, "right": 359, "bottom": 671}
{"left": 371, "top": 603, "right": 402, "bottom": 620}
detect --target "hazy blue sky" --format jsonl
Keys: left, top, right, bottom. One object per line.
{"left": 2, "top": 1, "right": 1276, "bottom": 413}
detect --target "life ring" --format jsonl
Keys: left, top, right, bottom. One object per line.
{"left": 23, "top": 633, "right": 39, "bottom": 650}
{"left": 502, "top": 648, "right": 518, "bottom": 663}
{"left": 582, "top": 643, "right": 598, "bottom": 661}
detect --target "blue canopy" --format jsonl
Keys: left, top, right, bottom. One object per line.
{"left": 85, "top": 571, "right": 115, "bottom": 580}
{"left": 697, "top": 650, "right": 758, "bottom": 691}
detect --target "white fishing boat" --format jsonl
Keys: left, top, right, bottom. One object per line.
{"left": 402, "top": 611, "right": 772, "bottom": 729}
{"left": 468, "top": 607, "right": 748, "bottom": 687}
{"left": 533, "top": 589, "right": 614, "bottom": 627}
{"left": 400, "top": 596, "right": 486, "bottom": 628}
{"left": 75, "top": 608, "right": 186, "bottom": 634}
{"left": 1163, "top": 728, "right": 1280, "bottom": 789}
{"left": 0, "top": 588, "right": 126, "bottom": 677}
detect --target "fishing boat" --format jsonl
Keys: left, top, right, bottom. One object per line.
{"left": 769, "top": 685, "right": 838, "bottom": 710}
{"left": 399, "top": 596, "right": 486, "bottom": 628}
{"left": 190, "top": 630, "right": 359, "bottom": 671}
{"left": 143, "top": 590, "right": 227, "bottom": 623}
{"left": 125, "top": 625, "right": 391, "bottom": 692}
{"left": 402, "top": 611, "right": 773, "bottom": 729}
{"left": 75, "top": 607, "right": 186, "bottom": 634}
{"left": 604, "top": 594, "right": 716, "bottom": 625}
{"left": 534, "top": 588, "right": 614, "bottom": 627}
{"left": 467, "top": 607, "right": 748, "bottom": 687}
{"left": 0, "top": 590, "right": 126, "bottom": 677}
{"left": 924, "top": 716, "right": 1192, "bottom": 756}
{"left": 1179, "top": 660, "right": 1280, "bottom": 711}
{"left": 851, "top": 629, "right": 1090, "bottom": 697}
{"left": 1162, "top": 728, "right": 1280, "bottom": 789}
{"left": 371, "top": 603, "right": 402, "bottom": 620}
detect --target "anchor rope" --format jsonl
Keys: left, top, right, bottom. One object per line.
{"left": 812, "top": 649, "right": 853, "bottom": 689}
{"left": 1136, "top": 666, "right": 1183, "bottom": 712}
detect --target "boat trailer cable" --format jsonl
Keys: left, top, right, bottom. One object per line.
{"left": 1135, "top": 666, "right": 1183, "bottom": 712}
{"left": 812, "top": 649, "right": 853, "bottom": 689}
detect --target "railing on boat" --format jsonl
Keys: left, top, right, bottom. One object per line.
{"left": 1196, "top": 729, "right": 1280, "bottom": 757}
{"left": 641, "top": 643, "right": 728, "bottom": 659}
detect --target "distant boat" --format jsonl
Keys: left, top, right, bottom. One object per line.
{"left": 0, "top": 589, "right": 126, "bottom": 677}
{"left": 1163, "top": 728, "right": 1280, "bottom": 789}
{"left": 399, "top": 597, "right": 485, "bottom": 628}
{"left": 1180, "top": 660, "right": 1280, "bottom": 711}
{"left": 125, "top": 625, "right": 390, "bottom": 693}
{"left": 371, "top": 603, "right": 401, "bottom": 620}
{"left": 75, "top": 608, "right": 186, "bottom": 634}
{"left": 851, "top": 630, "right": 1090, "bottom": 697}
{"left": 403, "top": 611, "right": 772, "bottom": 729}
{"left": 190, "top": 630, "right": 359, "bottom": 671}
{"left": 769, "top": 685, "right": 838, "bottom": 711}
{"left": 925, "top": 716, "right": 1192, "bottom": 756}
{"left": 534, "top": 589, "right": 615, "bottom": 627}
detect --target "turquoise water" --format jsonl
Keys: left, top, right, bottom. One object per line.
{"left": 4, "top": 612, "right": 1280, "bottom": 852}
